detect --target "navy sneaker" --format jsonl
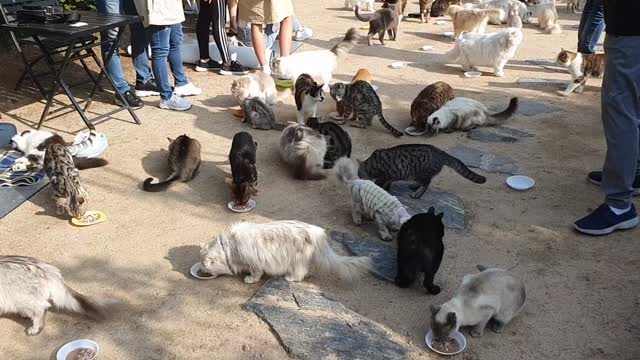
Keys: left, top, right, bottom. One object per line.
{"left": 587, "top": 171, "right": 640, "bottom": 195}
{"left": 574, "top": 203, "right": 639, "bottom": 235}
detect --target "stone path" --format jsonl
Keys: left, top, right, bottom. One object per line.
{"left": 490, "top": 98, "right": 564, "bottom": 116}
{"left": 389, "top": 182, "right": 465, "bottom": 230}
{"left": 468, "top": 126, "right": 534, "bottom": 143}
{"left": 331, "top": 230, "right": 397, "bottom": 282}
{"left": 448, "top": 145, "right": 520, "bottom": 175}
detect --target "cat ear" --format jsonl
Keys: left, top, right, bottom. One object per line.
{"left": 254, "top": 141, "right": 258, "bottom": 148}
{"left": 446, "top": 312, "right": 457, "bottom": 325}
{"left": 437, "top": 212, "right": 444, "bottom": 220}
{"left": 167, "top": 137, "right": 174, "bottom": 143}
{"left": 430, "top": 305, "right": 440, "bottom": 316}
{"left": 427, "top": 207, "right": 435, "bottom": 215}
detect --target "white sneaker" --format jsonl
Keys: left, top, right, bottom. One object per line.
{"left": 294, "top": 26, "right": 313, "bottom": 41}
{"left": 159, "top": 93, "right": 192, "bottom": 111}
{"left": 261, "top": 65, "right": 271, "bottom": 75}
{"left": 174, "top": 82, "right": 202, "bottom": 97}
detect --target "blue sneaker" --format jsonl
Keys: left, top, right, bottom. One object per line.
{"left": 574, "top": 204, "right": 639, "bottom": 236}
{"left": 587, "top": 171, "right": 640, "bottom": 196}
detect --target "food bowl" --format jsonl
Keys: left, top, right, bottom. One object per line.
{"left": 390, "top": 62, "right": 408, "bottom": 69}
{"left": 435, "top": 20, "right": 449, "bottom": 25}
{"left": 190, "top": 263, "right": 216, "bottom": 280}
{"left": 506, "top": 175, "right": 535, "bottom": 190}
{"left": 56, "top": 339, "right": 99, "bottom": 360}
{"left": 442, "top": 31, "right": 455, "bottom": 37}
{"left": 420, "top": 45, "right": 435, "bottom": 51}
{"left": 425, "top": 330, "right": 467, "bottom": 356}
{"left": 275, "top": 79, "right": 294, "bottom": 88}
{"left": 404, "top": 126, "right": 428, "bottom": 136}
{"left": 70, "top": 211, "right": 107, "bottom": 227}
{"left": 464, "top": 71, "right": 482, "bottom": 78}
{"left": 227, "top": 199, "right": 256, "bottom": 213}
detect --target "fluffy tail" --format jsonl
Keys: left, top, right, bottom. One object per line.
{"left": 313, "top": 233, "right": 372, "bottom": 282}
{"left": 477, "top": 265, "right": 487, "bottom": 272}
{"left": 50, "top": 283, "right": 114, "bottom": 321}
{"left": 143, "top": 172, "right": 179, "bottom": 192}
{"left": 544, "top": 24, "right": 562, "bottom": 34}
{"left": 443, "top": 152, "right": 486, "bottom": 184}
{"left": 487, "top": 97, "right": 518, "bottom": 124}
{"left": 331, "top": 27, "right": 359, "bottom": 56}
{"left": 355, "top": 6, "right": 373, "bottom": 22}
{"left": 335, "top": 156, "right": 359, "bottom": 184}
{"left": 74, "top": 157, "right": 109, "bottom": 170}
{"left": 378, "top": 112, "right": 404, "bottom": 137}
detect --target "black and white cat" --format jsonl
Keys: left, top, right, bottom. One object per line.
{"left": 295, "top": 74, "right": 325, "bottom": 124}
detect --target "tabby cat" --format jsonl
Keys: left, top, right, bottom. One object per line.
{"left": 143, "top": 135, "right": 201, "bottom": 192}
{"left": 241, "top": 98, "right": 285, "bottom": 130}
{"left": 306, "top": 117, "right": 352, "bottom": 169}
{"left": 43, "top": 143, "right": 88, "bottom": 218}
{"left": 430, "top": 0, "right": 460, "bottom": 17}
{"left": 409, "top": 82, "right": 455, "bottom": 134}
{"left": 419, "top": 0, "right": 435, "bottom": 23}
{"left": 329, "top": 81, "right": 404, "bottom": 137}
{"left": 556, "top": 49, "right": 605, "bottom": 96}
{"left": 358, "top": 144, "right": 486, "bottom": 198}
{"left": 294, "top": 74, "right": 325, "bottom": 124}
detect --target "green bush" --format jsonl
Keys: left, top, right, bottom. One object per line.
{"left": 59, "top": 0, "right": 96, "bottom": 11}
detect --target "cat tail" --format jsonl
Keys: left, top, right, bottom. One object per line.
{"left": 335, "top": 156, "right": 359, "bottom": 184}
{"left": 50, "top": 282, "right": 116, "bottom": 321}
{"left": 487, "top": 97, "right": 519, "bottom": 125}
{"left": 313, "top": 231, "right": 372, "bottom": 282}
{"left": 74, "top": 157, "right": 109, "bottom": 170}
{"left": 331, "top": 27, "right": 359, "bottom": 56}
{"left": 481, "top": 8, "right": 504, "bottom": 20}
{"left": 378, "top": 113, "right": 404, "bottom": 137}
{"left": 354, "top": 6, "right": 373, "bottom": 22}
{"left": 271, "top": 122, "right": 287, "bottom": 131}
{"left": 143, "top": 172, "right": 179, "bottom": 192}
{"left": 477, "top": 265, "right": 488, "bottom": 272}
{"left": 443, "top": 153, "right": 486, "bottom": 184}
{"left": 544, "top": 24, "right": 562, "bottom": 34}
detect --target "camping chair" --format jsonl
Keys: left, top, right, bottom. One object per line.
{"left": 0, "top": 0, "right": 102, "bottom": 97}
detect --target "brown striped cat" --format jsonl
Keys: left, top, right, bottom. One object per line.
{"left": 556, "top": 49, "right": 605, "bottom": 96}
{"left": 409, "top": 82, "right": 455, "bottom": 134}
{"left": 43, "top": 142, "right": 88, "bottom": 218}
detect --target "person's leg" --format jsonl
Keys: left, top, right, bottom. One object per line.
{"left": 168, "top": 23, "right": 189, "bottom": 88}
{"left": 278, "top": 16, "right": 293, "bottom": 57}
{"left": 577, "top": 0, "right": 605, "bottom": 54}
{"left": 149, "top": 26, "right": 172, "bottom": 100}
{"left": 251, "top": 23, "right": 268, "bottom": 68}
{"left": 95, "top": 0, "right": 129, "bottom": 94}
{"left": 264, "top": 24, "right": 277, "bottom": 50}
{"left": 123, "top": 0, "right": 152, "bottom": 83}
{"left": 211, "top": 0, "right": 231, "bottom": 63}
{"left": 196, "top": 0, "right": 213, "bottom": 62}
{"left": 228, "top": 0, "right": 239, "bottom": 32}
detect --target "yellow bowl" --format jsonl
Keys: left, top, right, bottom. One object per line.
{"left": 275, "top": 79, "right": 294, "bottom": 88}
{"left": 71, "top": 210, "right": 107, "bottom": 227}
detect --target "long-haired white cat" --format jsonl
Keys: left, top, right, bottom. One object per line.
{"left": 470, "top": 0, "right": 530, "bottom": 24}
{"left": 430, "top": 265, "right": 525, "bottom": 340}
{"left": 279, "top": 123, "right": 327, "bottom": 180}
{"left": 530, "top": 0, "right": 561, "bottom": 34}
{"left": 0, "top": 256, "right": 115, "bottom": 335}
{"left": 200, "top": 221, "right": 372, "bottom": 283}
{"left": 445, "top": 27, "right": 523, "bottom": 77}
{"left": 426, "top": 97, "right": 519, "bottom": 133}
{"left": 272, "top": 28, "right": 358, "bottom": 89}
{"left": 230, "top": 71, "right": 277, "bottom": 106}
{"left": 345, "top": 0, "right": 374, "bottom": 11}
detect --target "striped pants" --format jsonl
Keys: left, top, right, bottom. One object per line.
{"left": 197, "top": 0, "right": 230, "bottom": 63}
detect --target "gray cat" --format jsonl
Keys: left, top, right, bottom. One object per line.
{"left": 358, "top": 144, "right": 486, "bottom": 198}
{"left": 241, "top": 98, "right": 286, "bottom": 130}
{"left": 279, "top": 123, "right": 327, "bottom": 180}
{"left": 430, "top": 266, "right": 526, "bottom": 339}
{"left": 0, "top": 256, "right": 114, "bottom": 335}
{"left": 355, "top": 4, "right": 400, "bottom": 46}
{"left": 329, "top": 81, "right": 403, "bottom": 137}
{"left": 143, "top": 135, "right": 201, "bottom": 192}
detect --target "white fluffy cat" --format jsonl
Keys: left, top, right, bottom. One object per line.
{"left": 345, "top": 0, "right": 374, "bottom": 11}
{"left": 426, "top": 97, "right": 519, "bottom": 133}
{"left": 445, "top": 27, "right": 523, "bottom": 77}
{"left": 470, "top": 0, "right": 530, "bottom": 24}
{"left": 272, "top": 28, "right": 358, "bottom": 90}
{"left": 230, "top": 71, "right": 277, "bottom": 106}
{"left": 430, "top": 266, "right": 526, "bottom": 340}
{"left": 199, "top": 220, "right": 372, "bottom": 283}
{"left": 530, "top": 0, "right": 561, "bottom": 34}
{"left": 279, "top": 123, "right": 327, "bottom": 180}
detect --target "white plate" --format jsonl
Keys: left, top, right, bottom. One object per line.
{"left": 227, "top": 199, "right": 256, "bottom": 213}
{"left": 329, "top": 112, "right": 344, "bottom": 121}
{"left": 506, "top": 175, "right": 535, "bottom": 190}
{"left": 190, "top": 263, "right": 216, "bottom": 280}
{"left": 371, "top": 85, "right": 379, "bottom": 91}
{"left": 435, "top": 20, "right": 449, "bottom": 25}
{"left": 390, "top": 62, "right": 408, "bottom": 69}
{"left": 425, "top": 330, "right": 467, "bottom": 356}
{"left": 420, "top": 45, "right": 434, "bottom": 51}
{"left": 404, "top": 126, "right": 428, "bottom": 136}
{"left": 464, "top": 71, "right": 482, "bottom": 78}
{"left": 57, "top": 339, "right": 99, "bottom": 360}
{"left": 443, "top": 31, "right": 455, "bottom": 37}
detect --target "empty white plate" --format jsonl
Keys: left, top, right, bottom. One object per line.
{"left": 390, "top": 62, "right": 408, "bottom": 69}
{"left": 435, "top": 20, "right": 449, "bottom": 25}
{"left": 425, "top": 330, "right": 467, "bottom": 356}
{"left": 506, "top": 175, "right": 535, "bottom": 190}
{"left": 421, "top": 45, "right": 434, "bottom": 51}
{"left": 227, "top": 199, "right": 256, "bottom": 213}
{"left": 443, "top": 31, "right": 455, "bottom": 37}
{"left": 464, "top": 71, "right": 482, "bottom": 78}
{"left": 404, "top": 126, "right": 428, "bottom": 136}
{"left": 57, "top": 339, "right": 99, "bottom": 360}
{"left": 190, "top": 263, "right": 216, "bottom": 280}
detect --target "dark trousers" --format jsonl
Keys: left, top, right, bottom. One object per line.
{"left": 197, "top": 0, "right": 230, "bottom": 63}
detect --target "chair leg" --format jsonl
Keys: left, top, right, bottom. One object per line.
{"left": 79, "top": 56, "right": 103, "bottom": 92}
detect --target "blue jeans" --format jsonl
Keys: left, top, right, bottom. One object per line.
{"left": 237, "top": 18, "right": 301, "bottom": 50}
{"left": 601, "top": 35, "right": 640, "bottom": 209}
{"left": 96, "top": 0, "right": 152, "bottom": 93}
{"left": 577, "top": 0, "right": 605, "bottom": 54}
{"left": 149, "top": 24, "right": 189, "bottom": 100}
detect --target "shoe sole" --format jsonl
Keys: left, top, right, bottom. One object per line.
{"left": 114, "top": 100, "right": 143, "bottom": 110}
{"left": 195, "top": 66, "right": 220, "bottom": 73}
{"left": 135, "top": 90, "right": 160, "bottom": 97}
{"left": 587, "top": 177, "right": 640, "bottom": 196}
{"left": 219, "top": 69, "right": 249, "bottom": 76}
{"left": 574, "top": 216, "right": 640, "bottom": 236}
{"left": 174, "top": 91, "right": 202, "bottom": 97}
{"left": 159, "top": 103, "right": 191, "bottom": 111}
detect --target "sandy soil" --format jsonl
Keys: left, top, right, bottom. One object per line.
{"left": 1, "top": 1, "right": 639, "bottom": 359}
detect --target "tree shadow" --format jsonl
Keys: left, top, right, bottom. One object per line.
{"left": 166, "top": 245, "right": 203, "bottom": 278}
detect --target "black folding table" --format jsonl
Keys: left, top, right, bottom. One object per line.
{"left": 0, "top": 12, "right": 143, "bottom": 129}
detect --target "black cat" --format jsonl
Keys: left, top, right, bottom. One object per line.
{"left": 395, "top": 207, "right": 445, "bottom": 294}
{"left": 228, "top": 132, "right": 258, "bottom": 205}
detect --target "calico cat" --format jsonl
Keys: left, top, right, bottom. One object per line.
{"left": 143, "top": 135, "right": 201, "bottom": 192}
{"left": 358, "top": 144, "right": 486, "bottom": 198}
{"left": 430, "top": 266, "right": 526, "bottom": 339}
{"left": 329, "top": 81, "right": 403, "bottom": 137}
{"left": 279, "top": 123, "right": 327, "bottom": 180}
{"left": 0, "top": 256, "right": 114, "bottom": 336}
{"left": 335, "top": 157, "right": 411, "bottom": 241}
{"left": 355, "top": 4, "right": 400, "bottom": 46}
{"left": 306, "top": 117, "right": 352, "bottom": 169}
{"left": 409, "top": 82, "right": 455, "bottom": 134}
{"left": 395, "top": 207, "right": 444, "bottom": 294}
{"left": 556, "top": 49, "right": 605, "bottom": 96}
{"left": 241, "top": 98, "right": 286, "bottom": 130}
{"left": 427, "top": 97, "right": 519, "bottom": 133}
{"left": 231, "top": 71, "right": 277, "bottom": 105}
{"left": 294, "top": 74, "right": 325, "bottom": 124}
{"left": 430, "top": 0, "right": 460, "bottom": 17}
{"left": 43, "top": 143, "right": 88, "bottom": 218}
{"left": 228, "top": 132, "right": 258, "bottom": 206}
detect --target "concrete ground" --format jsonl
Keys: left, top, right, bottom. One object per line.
{"left": 1, "top": 1, "right": 638, "bottom": 359}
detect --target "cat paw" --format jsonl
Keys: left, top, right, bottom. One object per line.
{"left": 491, "top": 320, "right": 505, "bottom": 333}
{"left": 26, "top": 326, "right": 42, "bottom": 336}
{"left": 470, "top": 328, "right": 483, "bottom": 338}
{"left": 494, "top": 71, "right": 505, "bottom": 78}
{"left": 556, "top": 90, "right": 570, "bottom": 97}
{"left": 426, "top": 285, "right": 441, "bottom": 295}
{"left": 243, "top": 275, "right": 261, "bottom": 284}
{"left": 353, "top": 217, "right": 362, "bottom": 226}
{"left": 409, "top": 191, "right": 424, "bottom": 199}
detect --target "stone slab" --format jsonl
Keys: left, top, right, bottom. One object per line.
{"left": 389, "top": 182, "right": 465, "bottom": 230}
{"left": 448, "top": 145, "right": 519, "bottom": 175}
{"left": 330, "top": 230, "right": 397, "bottom": 282}
{"left": 490, "top": 98, "right": 564, "bottom": 116}
{"left": 468, "top": 126, "right": 534, "bottom": 143}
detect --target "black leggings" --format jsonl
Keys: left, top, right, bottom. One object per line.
{"left": 196, "top": 0, "right": 230, "bottom": 63}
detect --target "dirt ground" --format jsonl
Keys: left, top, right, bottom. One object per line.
{"left": 1, "top": 1, "right": 639, "bottom": 359}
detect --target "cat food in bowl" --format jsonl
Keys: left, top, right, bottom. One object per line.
{"left": 506, "top": 175, "right": 535, "bottom": 190}
{"left": 190, "top": 263, "right": 216, "bottom": 280}
{"left": 70, "top": 211, "right": 107, "bottom": 227}
{"left": 425, "top": 330, "right": 467, "bottom": 356}
{"left": 390, "top": 62, "right": 408, "bottom": 69}
{"left": 464, "top": 71, "right": 482, "bottom": 78}
{"left": 227, "top": 199, "right": 256, "bottom": 213}
{"left": 56, "top": 339, "right": 99, "bottom": 360}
